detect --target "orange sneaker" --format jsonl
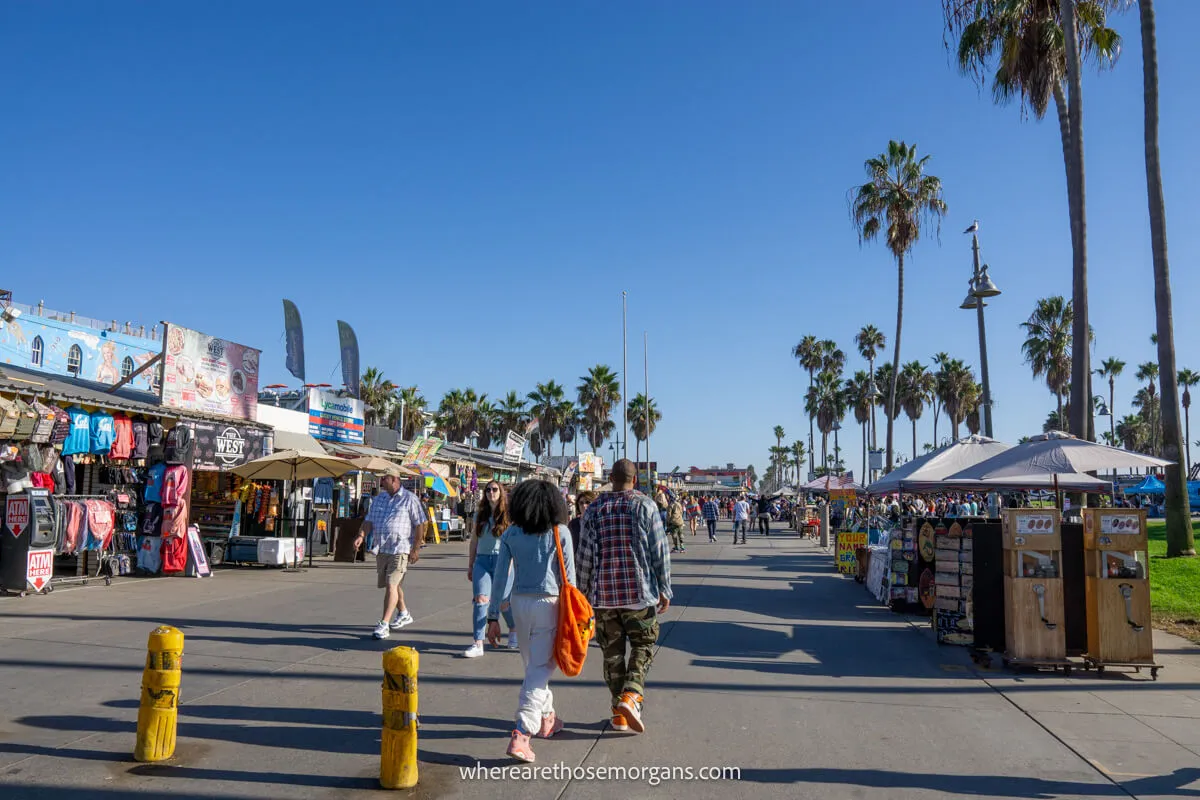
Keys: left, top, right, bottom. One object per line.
{"left": 507, "top": 730, "right": 535, "bottom": 763}
{"left": 616, "top": 691, "right": 645, "bottom": 733}
{"left": 610, "top": 707, "right": 629, "bottom": 732}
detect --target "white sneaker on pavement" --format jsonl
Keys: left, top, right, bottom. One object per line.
{"left": 372, "top": 621, "right": 391, "bottom": 640}
{"left": 390, "top": 611, "right": 414, "bottom": 630}
{"left": 464, "top": 642, "right": 485, "bottom": 658}
{"left": 507, "top": 631, "right": 519, "bottom": 650}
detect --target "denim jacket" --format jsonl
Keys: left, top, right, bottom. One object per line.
{"left": 486, "top": 524, "right": 576, "bottom": 622}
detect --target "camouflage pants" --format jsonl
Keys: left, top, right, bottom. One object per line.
{"left": 595, "top": 607, "right": 659, "bottom": 705}
{"left": 668, "top": 524, "right": 685, "bottom": 550}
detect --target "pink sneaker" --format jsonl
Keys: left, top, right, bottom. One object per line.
{"left": 507, "top": 729, "right": 535, "bottom": 763}
{"left": 537, "top": 712, "right": 564, "bottom": 739}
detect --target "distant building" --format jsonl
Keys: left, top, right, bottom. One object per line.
{"left": 686, "top": 464, "right": 752, "bottom": 489}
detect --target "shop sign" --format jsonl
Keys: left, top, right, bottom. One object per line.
{"left": 160, "top": 323, "right": 260, "bottom": 421}
{"left": 503, "top": 431, "right": 525, "bottom": 463}
{"left": 835, "top": 531, "right": 867, "bottom": 574}
{"left": 561, "top": 461, "right": 578, "bottom": 488}
{"left": 403, "top": 436, "right": 444, "bottom": 467}
{"left": 5, "top": 496, "right": 29, "bottom": 538}
{"left": 191, "top": 421, "right": 267, "bottom": 471}
{"left": 577, "top": 474, "right": 593, "bottom": 491}
{"left": 27, "top": 549, "right": 53, "bottom": 592}
{"left": 830, "top": 488, "right": 857, "bottom": 504}
{"left": 307, "top": 388, "right": 365, "bottom": 444}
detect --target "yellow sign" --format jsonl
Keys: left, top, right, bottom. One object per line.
{"left": 830, "top": 489, "right": 857, "bottom": 504}
{"left": 835, "top": 531, "right": 868, "bottom": 574}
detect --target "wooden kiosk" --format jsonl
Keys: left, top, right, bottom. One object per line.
{"left": 1082, "top": 508, "right": 1161, "bottom": 679}
{"left": 1002, "top": 509, "right": 1072, "bottom": 673}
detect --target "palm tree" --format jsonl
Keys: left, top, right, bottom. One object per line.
{"left": 845, "top": 370, "right": 873, "bottom": 480}
{"left": 577, "top": 365, "right": 621, "bottom": 451}
{"left": 1021, "top": 296, "right": 1074, "bottom": 423}
{"left": 773, "top": 425, "right": 786, "bottom": 485}
{"left": 627, "top": 393, "right": 661, "bottom": 465}
{"left": 1095, "top": 357, "right": 1125, "bottom": 447}
{"left": 855, "top": 325, "right": 887, "bottom": 462}
{"left": 1044, "top": 409, "right": 1068, "bottom": 434}
{"left": 805, "top": 370, "right": 844, "bottom": 473}
{"left": 930, "top": 352, "right": 951, "bottom": 446}
{"left": 790, "top": 440, "right": 806, "bottom": 487}
{"left": 1140, "top": 0, "right": 1194, "bottom": 555}
{"left": 850, "top": 140, "right": 948, "bottom": 472}
{"left": 360, "top": 367, "right": 397, "bottom": 426}
{"left": 436, "top": 388, "right": 476, "bottom": 442}
{"left": 495, "top": 391, "right": 528, "bottom": 441}
{"left": 474, "top": 398, "right": 497, "bottom": 449}
{"left": 1117, "top": 414, "right": 1149, "bottom": 453}
{"left": 792, "top": 335, "right": 823, "bottom": 476}
{"left": 389, "top": 386, "right": 426, "bottom": 440}
{"left": 938, "top": 359, "right": 976, "bottom": 441}
{"left": 1178, "top": 369, "right": 1199, "bottom": 474}
{"left": 944, "top": 0, "right": 1121, "bottom": 442}
{"left": 557, "top": 401, "right": 580, "bottom": 458}
{"left": 527, "top": 381, "right": 567, "bottom": 464}
{"left": 898, "top": 361, "right": 934, "bottom": 461}
{"left": 1136, "top": 362, "right": 1160, "bottom": 455}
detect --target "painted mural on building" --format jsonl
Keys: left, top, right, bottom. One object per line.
{"left": 0, "top": 313, "right": 161, "bottom": 391}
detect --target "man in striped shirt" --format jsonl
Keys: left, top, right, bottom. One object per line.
{"left": 578, "top": 459, "right": 672, "bottom": 735}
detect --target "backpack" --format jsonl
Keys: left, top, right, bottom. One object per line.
{"left": 552, "top": 525, "right": 594, "bottom": 677}
{"left": 162, "top": 465, "right": 191, "bottom": 507}
{"left": 49, "top": 406, "right": 71, "bottom": 445}
{"left": 164, "top": 424, "right": 195, "bottom": 466}
{"left": 30, "top": 401, "right": 57, "bottom": 444}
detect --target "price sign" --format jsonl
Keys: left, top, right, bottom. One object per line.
{"left": 835, "top": 531, "right": 868, "bottom": 574}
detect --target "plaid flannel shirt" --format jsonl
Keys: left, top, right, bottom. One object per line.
{"left": 577, "top": 489, "right": 672, "bottom": 609}
{"left": 701, "top": 500, "right": 719, "bottom": 521}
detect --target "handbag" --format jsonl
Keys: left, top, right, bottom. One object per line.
{"left": 551, "top": 525, "right": 594, "bottom": 677}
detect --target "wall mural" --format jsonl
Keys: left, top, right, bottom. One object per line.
{"left": 0, "top": 315, "right": 161, "bottom": 392}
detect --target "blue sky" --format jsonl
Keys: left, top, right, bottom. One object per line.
{"left": 3, "top": 1, "right": 1197, "bottom": 477}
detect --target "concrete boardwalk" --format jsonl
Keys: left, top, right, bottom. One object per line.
{"left": 1, "top": 524, "right": 1199, "bottom": 799}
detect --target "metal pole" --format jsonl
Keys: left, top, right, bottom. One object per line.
{"left": 622, "top": 291, "right": 628, "bottom": 461}
{"left": 644, "top": 331, "right": 650, "bottom": 492}
{"left": 971, "top": 234, "right": 994, "bottom": 438}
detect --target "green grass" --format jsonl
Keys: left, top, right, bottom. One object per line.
{"left": 1147, "top": 520, "right": 1200, "bottom": 639}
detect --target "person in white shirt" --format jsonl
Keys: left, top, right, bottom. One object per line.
{"left": 732, "top": 496, "right": 751, "bottom": 544}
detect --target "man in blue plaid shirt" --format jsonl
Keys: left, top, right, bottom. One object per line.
{"left": 578, "top": 459, "right": 672, "bottom": 735}
{"left": 701, "top": 496, "right": 720, "bottom": 542}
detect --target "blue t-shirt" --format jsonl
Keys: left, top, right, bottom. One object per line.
{"left": 62, "top": 407, "right": 92, "bottom": 456}
{"left": 145, "top": 463, "right": 167, "bottom": 503}
{"left": 90, "top": 412, "right": 115, "bottom": 454}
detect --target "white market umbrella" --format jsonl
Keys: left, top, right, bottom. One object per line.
{"left": 233, "top": 449, "right": 357, "bottom": 568}
{"left": 946, "top": 431, "right": 1173, "bottom": 481}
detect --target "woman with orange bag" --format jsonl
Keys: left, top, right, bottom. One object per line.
{"left": 485, "top": 479, "right": 575, "bottom": 763}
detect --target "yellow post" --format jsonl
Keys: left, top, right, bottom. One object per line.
{"left": 134, "top": 625, "right": 184, "bottom": 762}
{"left": 380, "top": 646, "right": 419, "bottom": 789}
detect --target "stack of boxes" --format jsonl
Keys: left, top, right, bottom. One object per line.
{"left": 887, "top": 523, "right": 920, "bottom": 605}
{"left": 933, "top": 521, "right": 975, "bottom": 645}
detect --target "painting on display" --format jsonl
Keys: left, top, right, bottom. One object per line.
{"left": 159, "top": 323, "right": 260, "bottom": 421}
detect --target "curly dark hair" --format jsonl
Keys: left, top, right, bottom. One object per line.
{"left": 508, "top": 479, "right": 570, "bottom": 534}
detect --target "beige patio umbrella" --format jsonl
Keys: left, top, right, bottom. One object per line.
{"left": 350, "top": 456, "right": 417, "bottom": 478}
{"left": 233, "top": 449, "right": 357, "bottom": 568}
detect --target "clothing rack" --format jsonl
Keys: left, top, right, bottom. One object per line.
{"left": 52, "top": 494, "right": 119, "bottom": 588}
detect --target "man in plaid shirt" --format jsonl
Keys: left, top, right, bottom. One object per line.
{"left": 701, "top": 496, "right": 719, "bottom": 542}
{"left": 578, "top": 459, "right": 672, "bottom": 735}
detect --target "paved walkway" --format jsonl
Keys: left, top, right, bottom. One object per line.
{"left": 1, "top": 523, "right": 1198, "bottom": 799}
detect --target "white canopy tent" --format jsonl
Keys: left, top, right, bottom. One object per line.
{"left": 944, "top": 431, "right": 1172, "bottom": 484}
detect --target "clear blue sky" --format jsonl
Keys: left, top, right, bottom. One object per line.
{"left": 3, "top": 1, "right": 1197, "bottom": 476}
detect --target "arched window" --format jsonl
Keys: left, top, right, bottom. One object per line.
{"left": 67, "top": 344, "right": 82, "bottom": 376}
{"left": 120, "top": 356, "right": 135, "bottom": 381}
{"left": 30, "top": 336, "right": 44, "bottom": 366}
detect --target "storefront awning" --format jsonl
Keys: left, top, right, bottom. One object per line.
{"left": 320, "top": 441, "right": 407, "bottom": 462}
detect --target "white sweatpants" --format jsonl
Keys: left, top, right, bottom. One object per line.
{"left": 510, "top": 593, "right": 559, "bottom": 736}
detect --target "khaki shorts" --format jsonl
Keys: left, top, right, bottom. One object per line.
{"left": 376, "top": 553, "right": 409, "bottom": 589}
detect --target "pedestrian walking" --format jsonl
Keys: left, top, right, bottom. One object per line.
{"left": 667, "top": 494, "right": 686, "bottom": 553}
{"left": 567, "top": 490, "right": 598, "bottom": 553}
{"left": 756, "top": 492, "right": 781, "bottom": 537}
{"left": 732, "top": 494, "right": 751, "bottom": 544}
{"left": 578, "top": 459, "right": 672, "bottom": 734}
{"left": 685, "top": 495, "right": 700, "bottom": 537}
{"left": 701, "top": 496, "right": 719, "bottom": 541}
{"left": 464, "top": 481, "right": 517, "bottom": 658}
{"left": 485, "top": 479, "right": 575, "bottom": 762}
{"left": 359, "top": 471, "right": 427, "bottom": 640}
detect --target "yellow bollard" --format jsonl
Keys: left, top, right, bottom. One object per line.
{"left": 134, "top": 625, "right": 184, "bottom": 762}
{"left": 380, "top": 646, "right": 419, "bottom": 789}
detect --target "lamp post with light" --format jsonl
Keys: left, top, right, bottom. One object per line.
{"left": 960, "top": 226, "right": 1001, "bottom": 439}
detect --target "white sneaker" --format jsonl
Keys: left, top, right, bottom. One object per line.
{"left": 390, "top": 611, "right": 414, "bottom": 630}
{"left": 372, "top": 621, "right": 391, "bottom": 640}
{"left": 464, "top": 642, "right": 485, "bottom": 658}
{"left": 507, "top": 631, "right": 519, "bottom": 650}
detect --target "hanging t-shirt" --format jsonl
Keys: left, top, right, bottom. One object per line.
{"left": 62, "top": 407, "right": 92, "bottom": 456}
{"left": 131, "top": 421, "right": 149, "bottom": 460}
{"left": 145, "top": 462, "right": 167, "bottom": 503}
{"left": 110, "top": 415, "right": 134, "bottom": 459}
{"left": 90, "top": 412, "right": 116, "bottom": 454}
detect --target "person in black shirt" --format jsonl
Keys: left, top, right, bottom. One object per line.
{"left": 755, "top": 493, "right": 781, "bottom": 536}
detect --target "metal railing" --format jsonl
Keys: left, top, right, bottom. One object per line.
{"left": 5, "top": 300, "right": 159, "bottom": 340}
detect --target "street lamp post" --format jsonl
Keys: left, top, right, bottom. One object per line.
{"left": 961, "top": 228, "right": 1000, "bottom": 439}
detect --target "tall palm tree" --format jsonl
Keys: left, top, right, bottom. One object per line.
{"left": 1178, "top": 369, "right": 1199, "bottom": 474}
{"left": 474, "top": 398, "right": 497, "bottom": 449}
{"left": 1095, "top": 357, "right": 1125, "bottom": 447}
{"left": 1021, "top": 296, "right": 1074, "bottom": 422}
{"left": 939, "top": 359, "right": 976, "bottom": 441}
{"left": 805, "top": 370, "right": 844, "bottom": 473}
{"left": 855, "top": 325, "right": 887, "bottom": 461}
{"left": 898, "top": 361, "right": 935, "bottom": 460}
{"left": 944, "top": 0, "right": 1121, "bottom": 442}
{"left": 845, "top": 370, "right": 873, "bottom": 481}
{"left": 577, "top": 365, "right": 621, "bottom": 451}
{"left": 1044, "top": 409, "right": 1068, "bottom": 434}
{"left": 850, "top": 140, "right": 948, "bottom": 472}
{"left": 496, "top": 391, "right": 528, "bottom": 441}
{"left": 790, "top": 440, "right": 806, "bottom": 488}
{"left": 792, "top": 335, "right": 823, "bottom": 477}
{"left": 390, "top": 386, "right": 427, "bottom": 440}
{"left": 1136, "top": 362, "right": 1160, "bottom": 455}
{"left": 360, "top": 367, "right": 397, "bottom": 426}
{"left": 773, "top": 425, "right": 786, "bottom": 485}
{"left": 527, "top": 381, "right": 567, "bottom": 464}
{"left": 1117, "top": 414, "right": 1149, "bottom": 453}
{"left": 930, "top": 352, "right": 951, "bottom": 446}
{"left": 1140, "top": 0, "right": 1193, "bottom": 555}
{"left": 627, "top": 393, "right": 661, "bottom": 465}
{"left": 557, "top": 401, "right": 580, "bottom": 458}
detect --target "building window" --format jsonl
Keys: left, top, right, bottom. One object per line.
{"left": 152, "top": 364, "right": 162, "bottom": 394}
{"left": 120, "top": 356, "right": 134, "bottom": 381}
{"left": 30, "top": 336, "right": 44, "bottom": 366}
{"left": 67, "top": 344, "right": 82, "bottom": 376}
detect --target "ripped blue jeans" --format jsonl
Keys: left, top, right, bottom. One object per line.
{"left": 472, "top": 552, "right": 514, "bottom": 641}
